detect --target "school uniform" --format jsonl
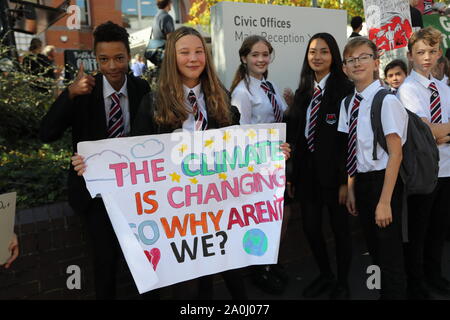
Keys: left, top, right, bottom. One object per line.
{"left": 40, "top": 73, "right": 151, "bottom": 299}
{"left": 133, "top": 83, "right": 246, "bottom": 300}
{"left": 288, "top": 73, "right": 353, "bottom": 297}
{"left": 398, "top": 70, "right": 450, "bottom": 295}
{"left": 231, "top": 75, "right": 287, "bottom": 125}
{"left": 338, "top": 80, "right": 408, "bottom": 299}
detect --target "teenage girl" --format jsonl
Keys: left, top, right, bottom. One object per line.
{"left": 72, "top": 27, "right": 290, "bottom": 299}
{"left": 287, "top": 33, "right": 354, "bottom": 299}
{"left": 230, "top": 35, "right": 289, "bottom": 295}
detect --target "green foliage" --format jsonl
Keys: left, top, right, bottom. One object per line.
{"left": 187, "top": 0, "right": 365, "bottom": 27}
{"left": 0, "top": 41, "right": 71, "bottom": 209}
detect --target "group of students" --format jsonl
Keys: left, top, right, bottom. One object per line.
{"left": 37, "top": 19, "right": 450, "bottom": 301}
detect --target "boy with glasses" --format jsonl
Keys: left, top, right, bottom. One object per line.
{"left": 338, "top": 37, "right": 409, "bottom": 299}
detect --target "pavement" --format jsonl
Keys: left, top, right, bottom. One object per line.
{"left": 210, "top": 213, "right": 450, "bottom": 301}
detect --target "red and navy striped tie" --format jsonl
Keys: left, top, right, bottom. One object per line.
{"left": 108, "top": 92, "right": 124, "bottom": 138}
{"left": 307, "top": 85, "right": 322, "bottom": 152}
{"left": 188, "top": 90, "right": 208, "bottom": 131}
{"left": 347, "top": 93, "right": 363, "bottom": 177}
{"left": 429, "top": 82, "right": 442, "bottom": 124}
{"left": 261, "top": 80, "right": 283, "bottom": 123}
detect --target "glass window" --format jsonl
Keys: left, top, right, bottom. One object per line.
{"left": 76, "top": 0, "right": 90, "bottom": 26}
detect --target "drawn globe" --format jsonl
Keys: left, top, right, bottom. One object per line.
{"left": 243, "top": 229, "right": 268, "bottom": 256}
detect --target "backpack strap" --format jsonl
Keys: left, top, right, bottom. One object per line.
{"left": 344, "top": 93, "right": 353, "bottom": 113}
{"left": 370, "top": 89, "right": 392, "bottom": 160}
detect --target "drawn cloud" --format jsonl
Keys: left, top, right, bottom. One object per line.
{"left": 131, "top": 139, "right": 164, "bottom": 158}
{"left": 84, "top": 150, "right": 130, "bottom": 182}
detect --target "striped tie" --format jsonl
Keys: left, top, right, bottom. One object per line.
{"left": 261, "top": 80, "right": 283, "bottom": 123}
{"left": 307, "top": 85, "right": 322, "bottom": 152}
{"left": 107, "top": 92, "right": 124, "bottom": 138}
{"left": 347, "top": 93, "right": 363, "bottom": 177}
{"left": 188, "top": 90, "right": 208, "bottom": 131}
{"left": 429, "top": 82, "right": 442, "bottom": 124}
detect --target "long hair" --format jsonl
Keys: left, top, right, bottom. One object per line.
{"left": 296, "top": 33, "right": 345, "bottom": 98}
{"left": 155, "top": 26, "right": 232, "bottom": 128}
{"left": 230, "top": 35, "right": 274, "bottom": 94}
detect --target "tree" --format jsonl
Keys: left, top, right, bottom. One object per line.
{"left": 188, "top": 0, "right": 365, "bottom": 27}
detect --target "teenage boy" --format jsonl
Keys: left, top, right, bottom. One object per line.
{"left": 384, "top": 59, "right": 408, "bottom": 94}
{"left": 339, "top": 37, "right": 409, "bottom": 300}
{"left": 40, "top": 21, "right": 151, "bottom": 299}
{"left": 397, "top": 26, "right": 450, "bottom": 299}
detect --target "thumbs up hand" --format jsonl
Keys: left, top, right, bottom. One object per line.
{"left": 68, "top": 62, "right": 96, "bottom": 99}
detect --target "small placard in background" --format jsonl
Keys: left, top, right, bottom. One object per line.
{"left": 0, "top": 192, "right": 17, "bottom": 265}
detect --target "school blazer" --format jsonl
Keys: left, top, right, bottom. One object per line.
{"left": 40, "top": 73, "right": 150, "bottom": 213}
{"left": 288, "top": 75, "right": 354, "bottom": 191}
{"left": 131, "top": 90, "right": 241, "bottom": 135}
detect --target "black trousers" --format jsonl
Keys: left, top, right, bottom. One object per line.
{"left": 82, "top": 198, "right": 160, "bottom": 300}
{"left": 424, "top": 177, "right": 450, "bottom": 280}
{"left": 404, "top": 189, "right": 435, "bottom": 287}
{"left": 299, "top": 157, "right": 352, "bottom": 285}
{"left": 355, "top": 170, "right": 406, "bottom": 300}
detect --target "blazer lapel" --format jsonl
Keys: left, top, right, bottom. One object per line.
{"left": 92, "top": 73, "right": 108, "bottom": 138}
{"left": 127, "top": 74, "right": 139, "bottom": 123}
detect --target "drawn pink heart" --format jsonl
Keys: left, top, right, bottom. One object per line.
{"left": 144, "top": 248, "right": 160, "bottom": 270}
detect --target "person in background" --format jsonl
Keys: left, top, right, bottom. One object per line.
{"left": 384, "top": 59, "right": 408, "bottom": 94}
{"left": 431, "top": 56, "right": 449, "bottom": 86}
{"left": 131, "top": 54, "right": 147, "bottom": 77}
{"left": 42, "top": 45, "right": 58, "bottom": 80}
{"left": 349, "top": 16, "right": 363, "bottom": 38}
{"left": 410, "top": 0, "right": 424, "bottom": 30}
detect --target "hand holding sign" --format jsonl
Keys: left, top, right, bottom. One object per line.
{"left": 71, "top": 153, "right": 86, "bottom": 176}
{"left": 3, "top": 234, "right": 18, "bottom": 269}
{"left": 68, "top": 62, "right": 96, "bottom": 99}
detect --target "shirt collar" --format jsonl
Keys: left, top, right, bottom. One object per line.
{"left": 356, "top": 79, "right": 382, "bottom": 102}
{"left": 103, "top": 75, "right": 128, "bottom": 99}
{"left": 184, "top": 82, "right": 203, "bottom": 103}
{"left": 410, "top": 69, "right": 436, "bottom": 89}
{"left": 314, "top": 72, "right": 330, "bottom": 90}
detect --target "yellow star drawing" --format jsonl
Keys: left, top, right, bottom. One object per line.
{"left": 223, "top": 131, "right": 231, "bottom": 142}
{"left": 268, "top": 128, "right": 278, "bottom": 136}
{"left": 189, "top": 177, "right": 198, "bottom": 184}
{"left": 274, "top": 163, "right": 283, "bottom": 169}
{"left": 178, "top": 144, "right": 188, "bottom": 154}
{"left": 204, "top": 139, "right": 214, "bottom": 148}
{"left": 247, "top": 129, "right": 257, "bottom": 139}
{"left": 218, "top": 173, "right": 227, "bottom": 180}
{"left": 248, "top": 166, "right": 254, "bottom": 172}
{"left": 169, "top": 172, "right": 181, "bottom": 183}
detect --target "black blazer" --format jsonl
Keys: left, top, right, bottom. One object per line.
{"left": 287, "top": 74, "right": 354, "bottom": 196}
{"left": 132, "top": 90, "right": 241, "bottom": 135}
{"left": 40, "top": 73, "right": 150, "bottom": 213}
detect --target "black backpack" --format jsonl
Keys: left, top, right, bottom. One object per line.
{"left": 344, "top": 89, "right": 439, "bottom": 195}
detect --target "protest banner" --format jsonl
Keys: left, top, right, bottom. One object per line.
{"left": 78, "top": 123, "right": 286, "bottom": 294}
{"left": 363, "top": 0, "right": 413, "bottom": 73}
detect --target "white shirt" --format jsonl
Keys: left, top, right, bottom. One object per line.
{"left": 338, "top": 80, "right": 408, "bottom": 173}
{"left": 304, "top": 73, "right": 330, "bottom": 138}
{"left": 103, "top": 76, "right": 130, "bottom": 136}
{"left": 441, "top": 74, "right": 449, "bottom": 86}
{"left": 181, "top": 83, "right": 208, "bottom": 132}
{"left": 397, "top": 70, "right": 450, "bottom": 177}
{"left": 231, "top": 75, "right": 287, "bottom": 124}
